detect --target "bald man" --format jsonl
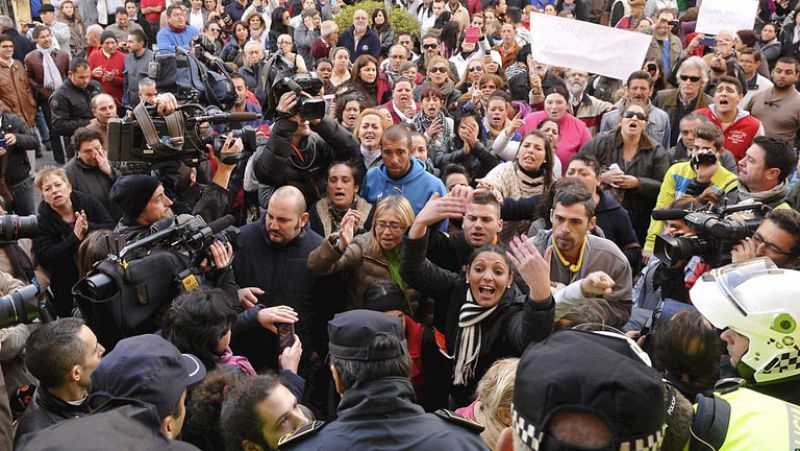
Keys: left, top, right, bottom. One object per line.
{"left": 231, "top": 185, "right": 327, "bottom": 371}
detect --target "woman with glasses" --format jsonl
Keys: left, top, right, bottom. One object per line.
{"left": 220, "top": 21, "right": 249, "bottom": 70}
{"left": 337, "top": 54, "right": 388, "bottom": 107}
{"left": 414, "top": 55, "right": 462, "bottom": 112}
{"left": 455, "top": 60, "right": 486, "bottom": 96}
{"left": 192, "top": 21, "right": 225, "bottom": 67}
{"left": 275, "top": 33, "right": 307, "bottom": 74}
{"left": 581, "top": 102, "right": 670, "bottom": 244}
{"left": 308, "top": 195, "right": 423, "bottom": 313}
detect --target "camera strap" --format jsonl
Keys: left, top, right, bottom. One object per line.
{"left": 133, "top": 102, "right": 186, "bottom": 151}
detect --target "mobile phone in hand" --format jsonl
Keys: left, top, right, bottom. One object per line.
{"left": 277, "top": 323, "right": 295, "bottom": 351}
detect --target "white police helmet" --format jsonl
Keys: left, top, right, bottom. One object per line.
{"left": 691, "top": 257, "right": 800, "bottom": 384}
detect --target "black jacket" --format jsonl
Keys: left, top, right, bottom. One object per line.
{"left": 400, "top": 232, "right": 555, "bottom": 406}
{"left": 231, "top": 223, "right": 325, "bottom": 371}
{"left": 48, "top": 78, "right": 104, "bottom": 139}
{"left": 32, "top": 191, "right": 114, "bottom": 317}
{"left": 278, "top": 378, "right": 487, "bottom": 450}
{"left": 63, "top": 157, "right": 121, "bottom": 221}
{"left": 0, "top": 110, "right": 38, "bottom": 186}
{"left": 434, "top": 140, "right": 499, "bottom": 182}
{"left": 14, "top": 387, "right": 91, "bottom": 447}
{"left": 253, "top": 116, "right": 360, "bottom": 208}
{"left": 16, "top": 400, "right": 199, "bottom": 451}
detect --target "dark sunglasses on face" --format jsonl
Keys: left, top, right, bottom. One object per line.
{"left": 422, "top": 43, "right": 438, "bottom": 49}
{"left": 429, "top": 66, "right": 447, "bottom": 73}
{"left": 623, "top": 110, "right": 647, "bottom": 120}
{"left": 469, "top": 66, "right": 483, "bottom": 72}
{"left": 680, "top": 74, "right": 702, "bottom": 82}
{"left": 711, "top": 66, "right": 727, "bottom": 73}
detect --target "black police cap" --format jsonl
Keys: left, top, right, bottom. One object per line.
{"left": 327, "top": 309, "right": 407, "bottom": 361}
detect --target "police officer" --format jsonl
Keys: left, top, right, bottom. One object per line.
{"left": 277, "top": 309, "right": 487, "bottom": 450}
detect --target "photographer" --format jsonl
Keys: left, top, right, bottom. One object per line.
{"left": 110, "top": 133, "right": 243, "bottom": 243}
{"left": 0, "top": 108, "right": 40, "bottom": 217}
{"left": 252, "top": 90, "right": 360, "bottom": 208}
{"left": 732, "top": 209, "right": 800, "bottom": 269}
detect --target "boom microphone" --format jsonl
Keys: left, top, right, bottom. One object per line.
{"left": 190, "top": 112, "right": 262, "bottom": 123}
{"left": 651, "top": 209, "right": 689, "bottom": 221}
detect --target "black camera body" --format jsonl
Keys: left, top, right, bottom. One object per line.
{"left": 107, "top": 104, "right": 261, "bottom": 173}
{"left": 265, "top": 72, "right": 326, "bottom": 121}
{"left": 72, "top": 214, "right": 240, "bottom": 348}
{"left": 654, "top": 204, "right": 765, "bottom": 268}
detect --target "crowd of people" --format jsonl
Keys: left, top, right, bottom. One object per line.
{"left": 0, "top": 0, "right": 799, "bottom": 449}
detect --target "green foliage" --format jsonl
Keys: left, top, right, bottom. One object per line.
{"left": 333, "top": 2, "right": 420, "bottom": 38}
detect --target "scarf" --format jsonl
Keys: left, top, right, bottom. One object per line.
{"left": 452, "top": 289, "right": 498, "bottom": 386}
{"left": 383, "top": 246, "right": 406, "bottom": 292}
{"left": 392, "top": 99, "right": 415, "bottom": 122}
{"left": 168, "top": 22, "right": 187, "bottom": 33}
{"left": 219, "top": 346, "right": 256, "bottom": 375}
{"left": 37, "top": 45, "right": 63, "bottom": 91}
{"left": 736, "top": 180, "right": 788, "bottom": 204}
{"left": 360, "top": 145, "right": 381, "bottom": 168}
{"left": 413, "top": 111, "right": 452, "bottom": 151}
{"left": 436, "top": 78, "right": 456, "bottom": 98}
{"left": 327, "top": 202, "right": 347, "bottom": 233}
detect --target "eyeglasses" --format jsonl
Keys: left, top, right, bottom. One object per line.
{"left": 679, "top": 74, "right": 702, "bottom": 82}
{"left": 375, "top": 221, "right": 404, "bottom": 232}
{"left": 468, "top": 66, "right": 483, "bottom": 72}
{"left": 753, "top": 232, "right": 792, "bottom": 256}
{"left": 429, "top": 66, "right": 448, "bottom": 73}
{"left": 422, "top": 43, "right": 438, "bottom": 49}
{"left": 622, "top": 110, "right": 647, "bottom": 120}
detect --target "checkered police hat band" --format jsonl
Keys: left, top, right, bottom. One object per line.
{"left": 510, "top": 404, "right": 666, "bottom": 451}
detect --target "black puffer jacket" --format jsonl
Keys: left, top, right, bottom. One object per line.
{"left": 400, "top": 232, "right": 555, "bottom": 406}
{"left": 252, "top": 116, "right": 360, "bottom": 208}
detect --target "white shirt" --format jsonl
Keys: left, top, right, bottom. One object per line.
{"left": 743, "top": 73, "right": 774, "bottom": 107}
{"left": 189, "top": 9, "right": 205, "bottom": 30}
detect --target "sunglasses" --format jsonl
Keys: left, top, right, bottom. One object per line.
{"left": 468, "top": 66, "right": 483, "bottom": 72}
{"left": 429, "top": 66, "right": 448, "bottom": 73}
{"left": 422, "top": 43, "right": 438, "bottom": 49}
{"left": 622, "top": 110, "right": 647, "bottom": 120}
{"left": 680, "top": 74, "right": 702, "bottom": 82}
{"left": 711, "top": 66, "right": 727, "bottom": 74}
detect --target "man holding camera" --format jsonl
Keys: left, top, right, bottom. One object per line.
{"left": 252, "top": 90, "right": 360, "bottom": 209}
{"left": 731, "top": 209, "right": 800, "bottom": 269}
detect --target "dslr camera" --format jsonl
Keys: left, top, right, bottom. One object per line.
{"left": 654, "top": 203, "right": 765, "bottom": 268}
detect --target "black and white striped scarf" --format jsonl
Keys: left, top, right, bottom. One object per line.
{"left": 453, "top": 290, "right": 498, "bottom": 386}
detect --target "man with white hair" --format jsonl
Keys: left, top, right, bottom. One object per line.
{"left": 239, "top": 40, "right": 265, "bottom": 90}
{"left": 565, "top": 68, "right": 613, "bottom": 136}
{"left": 311, "top": 20, "right": 338, "bottom": 62}
{"left": 653, "top": 56, "right": 713, "bottom": 146}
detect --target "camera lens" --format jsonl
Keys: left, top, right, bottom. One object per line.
{"left": 0, "top": 215, "right": 38, "bottom": 241}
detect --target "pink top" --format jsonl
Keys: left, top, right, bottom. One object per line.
{"left": 521, "top": 111, "right": 592, "bottom": 175}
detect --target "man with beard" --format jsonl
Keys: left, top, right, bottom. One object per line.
{"left": 416, "top": 33, "right": 457, "bottom": 78}
{"left": 695, "top": 76, "right": 764, "bottom": 162}
{"left": 644, "top": 8, "right": 682, "bottom": 88}
{"left": 213, "top": 74, "right": 266, "bottom": 133}
{"left": 232, "top": 185, "right": 325, "bottom": 371}
{"left": 653, "top": 56, "right": 713, "bottom": 146}
{"left": 565, "top": 68, "right": 613, "bottom": 136}
{"left": 599, "top": 71, "right": 672, "bottom": 148}
{"left": 744, "top": 57, "right": 800, "bottom": 147}
{"left": 408, "top": 189, "right": 502, "bottom": 273}
{"left": 530, "top": 184, "right": 633, "bottom": 327}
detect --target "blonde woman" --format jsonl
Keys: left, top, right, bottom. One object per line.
{"left": 353, "top": 108, "right": 392, "bottom": 169}
{"left": 456, "top": 358, "right": 519, "bottom": 450}
{"left": 307, "top": 195, "right": 421, "bottom": 313}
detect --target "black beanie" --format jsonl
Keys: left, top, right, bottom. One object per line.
{"left": 110, "top": 174, "right": 161, "bottom": 224}
{"left": 99, "top": 31, "right": 117, "bottom": 44}
{"left": 363, "top": 280, "right": 410, "bottom": 315}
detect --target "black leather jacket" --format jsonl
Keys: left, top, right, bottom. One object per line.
{"left": 14, "top": 386, "right": 90, "bottom": 447}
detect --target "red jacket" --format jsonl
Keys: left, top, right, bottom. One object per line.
{"left": 88, "top": 50, "right": 125, "bottom": 106}
{"left": 694, "top": 106, "right": 764, "bottom": 162}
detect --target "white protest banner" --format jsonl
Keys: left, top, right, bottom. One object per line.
{"left": 528, "top": 14, "right": 651, "bottom": 81}
{"left": 695, "top": 0, "right": 758, "bottom": 36}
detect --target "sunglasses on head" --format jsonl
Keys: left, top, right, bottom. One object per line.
{"left": 422, "top": 43, "right": 438, "bottom": 49}
{"left": 429, "top": 66, "right": 448, "bottom": 73}
{"left": 680, "top": 74, "right": 702, "bottom": 82}
{"left": 623, "top": 110, "right": 647, "bottom": 120}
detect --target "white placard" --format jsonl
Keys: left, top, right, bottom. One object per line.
{"left": 528, "top": 14, "right": 652, "bottom": 81}
{"left": 695, "top": 0, "right": 758, "bottom": 36}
